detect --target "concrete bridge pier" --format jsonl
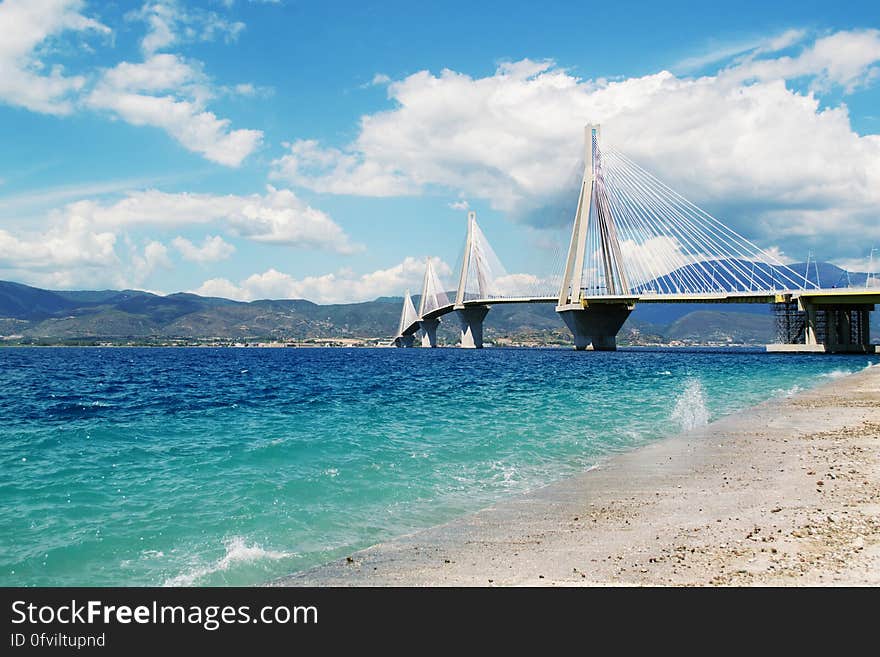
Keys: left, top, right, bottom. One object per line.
{"left": 419, "top": 318, "right": 441, "bottom": 348}
{"left": 769, "top": 298, "right": 874, "bottom": 353}
{"left": 557, "top": 303, "right": 633, "bottom": 351}
{"left": 802, "top": 302, "right": 875, "bottom": 353}
{"left": 393, "top": 334, "right": 416, "bottom": 348}
{"left": 457, "top": 305, "right": 489, "bottom": 349}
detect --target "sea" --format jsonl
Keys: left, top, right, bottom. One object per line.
{"left": 1, "top": 346, "right": 876, "bottom": 587}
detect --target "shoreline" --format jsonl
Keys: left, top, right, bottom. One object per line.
{"left": 275, "top": 364, "right": 880, "bottom": 586}
{"left": 0, "top": 343, "right": 828, "bottom": 349}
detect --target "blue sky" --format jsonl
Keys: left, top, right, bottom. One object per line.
{"left": 0, "top": 0, "right": 878, "bottom": 302}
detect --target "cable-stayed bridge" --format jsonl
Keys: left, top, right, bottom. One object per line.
{"left": 393, "top": 125, "right": 879, "bottom": 354}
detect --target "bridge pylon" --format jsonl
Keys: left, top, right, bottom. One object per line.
{"left": 455, "top": 211, "right": 491, "bottom": 348}
{"left": 419, "top": 319, "right": 440, "bottom": 347}
{"left": 393, "top": 289, "right": 418, "bottom": 347}
{"left": 556, "top": 124, "right": 633, "bottom": 350}
{"left": 418, "top": 256, "right": 450, "bottom": 347}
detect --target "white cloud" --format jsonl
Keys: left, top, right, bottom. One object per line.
{"left": 0, "top": 176, "right": 176, "bottom": 219}
{"left": 87, "top": 54, "right": 263, "bottom": 166}
{"left": 757, "top": 29, "right": 809, "bottom": 55}
{"left": 172, "top": 234, "right": 236, "bottom": 262}
{"left": 448, "top": 200, "right": 469, "bottom": 211}
{"left": 830, "top": 256, "right": 878, "bottom": 274}
{"left": 191, "top": 276, "right": 242, "bottom": 299}
{"left": 99, "top": 53, "right": 206, "bottom": 97}
{"left": 0, "top": 0, "right": 261, "bottom": 166}
{"left": 131, "top": 240, "right": 172, "bottom": 282}
{"left": 489, "top": 272, "right": 552, "bottom": 297}
{"left": 0, "top": 213, "right": 120, "bottom": 288}
{"left": 0, "top": 215, "right": 117, "bottom": 271}
{"left": 130, "top": 1, "right": 245, "bottom": 56}
{"left": 193, "top": 256, "right": 450, "bottom": 303}
{"left": 618, "top": 236, "right": 695, "bottom": 287}
{"left": 762, "top": 246, "right": 795, "bottom": 265}
{"left": 0, "top": 185, "right": 356, "bottom": 290}
{"left": 271, "top": 31, "right": 880, "bottom": 259}
{"left": 222, "top": 0, "right": 282, "bottom": 5}
{"left": 271, "top": 139, "right": 415, "bottom": 196}
{"left": 65, "top": 185, "right": 360, "bottom": 253}
{"left": 724, "top": 29, "right": 880, "bottom": 93}
{"left": 0, "top": 0, "right": 110, "bottom": 115}
{"left": 673, "top": 28, "right": 807, "bottom": 73}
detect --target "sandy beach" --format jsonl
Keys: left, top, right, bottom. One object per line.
{"left": 276, "top": 363, "right": 880, "bottom": 586}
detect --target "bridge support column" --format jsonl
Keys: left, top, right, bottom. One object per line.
{"left": 557, "top": 303, "right": 633, "bottom": 351}
{"left": 857, "top": 308, "right": 871, "bottom": 347}
{"left": 768, "top": 300, "right": 875, "bottom": 353}
{"left": 804, "top": 302, "right": 819, "bottom": 347}
{"left": 838, "top": 310, "right": 852, "bottom": 348}
{"left": 419, "top": 318, "right": 440, "bottom": 348}
{"left": 394, "top": 335, "right": 416, "bottom": 348}
{"left": 457, "top": 305, "right": 489, "bottom": 349}
{"left": 824, "top": 305, "right": 874, "bottom": 353}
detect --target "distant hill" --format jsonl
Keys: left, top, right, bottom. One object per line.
{"left": 662, "top": 310, "right": 773, "bottom": 343}
{"left": 0, "top": 273, "right": 876, "bottom": 345}
{"left": 0, "top": 280, "right": 407, "bottom": 342}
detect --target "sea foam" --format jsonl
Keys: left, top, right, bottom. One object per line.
{"left": 820, "top": 369, "right": 852, "bottom": 380}
{"left": 670, "top": 379, "right": 710, "bottom": 431}
{"left": 163, "top": 537, "right": 293, "bottom": 587}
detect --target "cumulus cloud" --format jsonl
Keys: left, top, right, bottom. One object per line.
{"left": 0, "top": 0, "right": 261, "bottom": 166}
{"left": 86, "top": 53, "right": 263, "bottom": 166}
{"left": 0, "top": 215, "right": 117, "bottom": 272}
{"left": 489, "top": 272, "right": 553, "bottom": 297}
{"left": 131, "top": 240, "right": 172, "bottom": 282}
{"left": 0, "top": 213, "right": 119, "bottom": 288}
{"left": 0, "top": 0, "right": 110, "bottom": 115}
{"left": 65, "top": 185, "right": 360, "bottom": 253}
{"left": 272, "top": 139, "right": 415, "bottom": 196}
{"left": 172, "top": 234, "right": 236, "bottom": 263}
{"left": 0, "top": 185, "right": 357, "bottom": 289}
{"left": 271, "top": 31, "right": 880, "bottom": 259}
{"left": 193, "top": 256, "right": 450, "bottom": 303}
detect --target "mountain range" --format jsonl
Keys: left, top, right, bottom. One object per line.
{"left": 0, "top": 261, "right": 876, "bottom": 345}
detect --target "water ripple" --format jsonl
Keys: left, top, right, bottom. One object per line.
{"left": 0, "top": 346, "right": 874, "bottom": 585}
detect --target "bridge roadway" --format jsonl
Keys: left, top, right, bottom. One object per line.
{"left": 396, "top": 128, "right": 879, "bottom": 352}
{"left": 401, "top": 288, "right": 880, "bottom": 339}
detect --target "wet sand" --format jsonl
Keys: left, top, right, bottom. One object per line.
{"left": 276, "top": 364, "right": 880, "bottom": 586}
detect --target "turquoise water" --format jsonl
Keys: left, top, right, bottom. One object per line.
{"left": 0, "top": 346, "right": 875, "bottom": 586}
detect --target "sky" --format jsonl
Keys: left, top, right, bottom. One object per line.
{"left": 0, "top": 0, "right": 878, "bottom": 303}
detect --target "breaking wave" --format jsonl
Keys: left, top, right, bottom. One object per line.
{"left": 163, "top": 537, "right": 293, "bottom": 587}
{"left": 670, "top": 378, "right": 710, "bottom": 431}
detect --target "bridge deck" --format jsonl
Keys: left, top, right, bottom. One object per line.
{"left": 402, "top": 288, "right": 880, "bottom": 336}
